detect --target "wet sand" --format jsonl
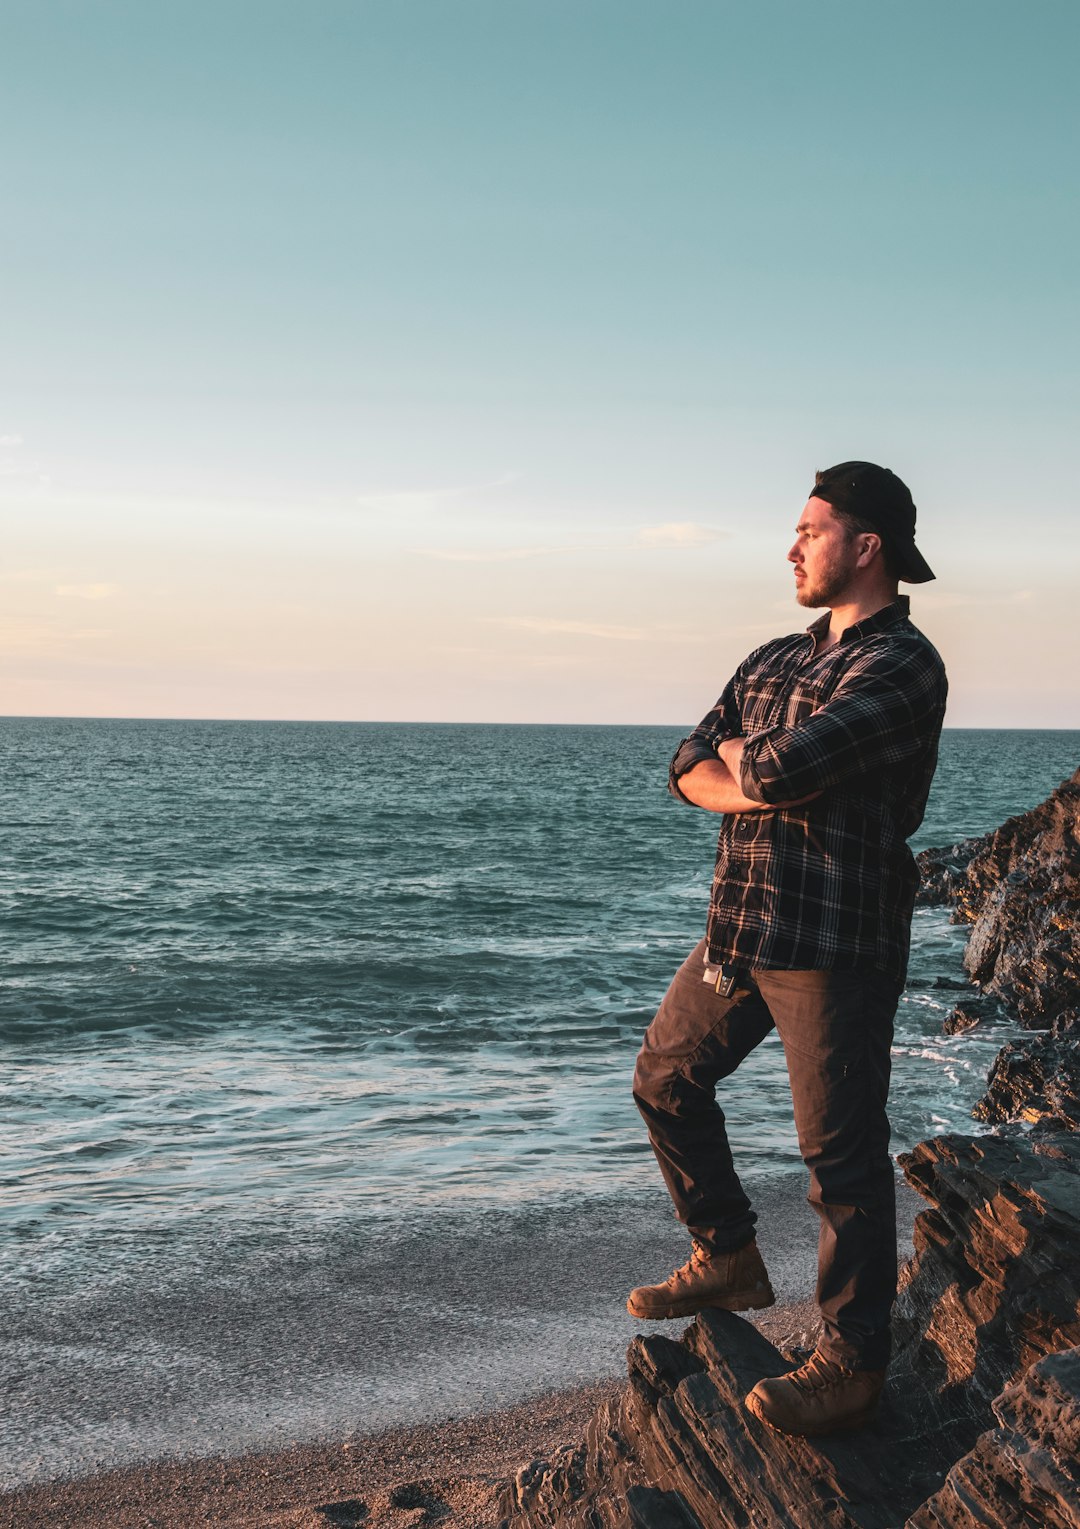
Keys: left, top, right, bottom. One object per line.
{"left": 2, "top": 1298, "right": 827, "bottom": 1529}
{"left": 1, "top": 1176, "right": 922, "bottom": 1526}
{"left": 0, "top": 1377, "right": 625, "bottom": 1528}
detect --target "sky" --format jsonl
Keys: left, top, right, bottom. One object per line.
{"left": 3, "top": 0, "right": 1078, "bottom": 726}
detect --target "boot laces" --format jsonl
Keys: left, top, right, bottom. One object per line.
{"left": 789, "top": 1350, "right": 851, "bottom": 1396}
{"left": 672, "top": 1241, "right": 714, "bottom": 1286}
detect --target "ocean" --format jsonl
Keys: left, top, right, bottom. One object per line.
{"left": 2, "top": 720, "right": 1078, "bottom": 1484}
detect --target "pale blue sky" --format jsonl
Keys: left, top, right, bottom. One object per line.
{"left": 4, "top": 1, "right": 1078, "bottom": 723}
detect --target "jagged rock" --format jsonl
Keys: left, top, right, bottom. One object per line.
{"left": 942, "top": 995, "right": 1008, "bottom": 1035}
{"left": 915, "top": 768, "right": 1080, "bottom": 1026}
{"left": 942, "top": 1007, "right": 979, "bottom": 1036}
{"left": 502, "top": 1130, "right": 1080, "bottom": 1529}
{"left": 504, "top": 1312, "right": 927, "bottom": 1528}
{"left": 1053, "top": 1007, "right": 1080, "bottom": 1036}
{"left": 905, "top": 1347, "right": 1080, "bottom": 1528}
{"left": 917, "top": 845, "right": 981, "bottom": 908}
{"left": 971, "top": 1031, "right": 1080, "bottom": 1131}
{"left": 891, "top": 1131, "right": 1080, "bottom": 1426}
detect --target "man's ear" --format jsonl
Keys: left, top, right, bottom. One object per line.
{"left": 855, "top": 533, "right": 883, "bottom": 569}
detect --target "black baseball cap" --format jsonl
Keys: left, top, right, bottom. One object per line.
{"left": 809, "top": 461, "right": 935, "bottom": 584}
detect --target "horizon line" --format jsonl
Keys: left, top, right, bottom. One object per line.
{"left": 3, "top": 714, "right": 1080, "bottom": 733}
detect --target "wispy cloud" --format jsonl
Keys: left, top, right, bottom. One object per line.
{"left": 354, "top": 472, "right": 518, "bottom": 515}
{"left": 421, "top": 521, "right": 729, "bottom": 563}
{"left": 4, "top": 568, "right": 59, "bottom": 584}
{"left": 421, "top": 544, "right": 562, "bottom": 563}
{"left": 635, "top": 522, "right": 726, "bottom": 548}
{"left": 0, "top": 432, "right": 51, "bottom": 490}
{"left": 55, "top": 583, "right": 119, "bottom": 600}
{"left": 483, "top": 617, "right": 646, "bottom": 641}
{"left": 918, "top": 588, "right": 1033, "bottom": 611}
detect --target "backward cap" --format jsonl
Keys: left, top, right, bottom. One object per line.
{"left": 810, "top": 460, "right": 935, "bottom": 583}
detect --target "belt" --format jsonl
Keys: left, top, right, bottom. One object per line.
{"left": 702, "top": 957, "right": 748, "bottom": 998}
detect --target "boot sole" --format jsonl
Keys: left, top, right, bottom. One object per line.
{"left": 743, "top": 1389, "right": 880, "bottom": 1437}
{"left": 626, "top": 1285, "right": 776, "bottom": 1321}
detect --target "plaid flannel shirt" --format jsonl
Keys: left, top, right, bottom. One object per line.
{"left": 669, "top": 597, "right": 947, "bottom": 983}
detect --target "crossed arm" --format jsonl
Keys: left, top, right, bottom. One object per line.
{"left": 672, "top": 641, "right": 947, "bottom": 818}
{"left": 676, "top": 739, "right": 819, "bottom": 815}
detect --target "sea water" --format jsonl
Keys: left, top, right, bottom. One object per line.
{"left": 1, "top": 720, "right": 1077, "bottom": 1481}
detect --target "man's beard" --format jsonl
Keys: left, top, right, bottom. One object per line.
{"left": 795, "top": 549, "right": 856, "bottom": 608}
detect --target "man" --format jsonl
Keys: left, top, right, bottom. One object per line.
{"left": 628, "top": 461, "right": 947, "bottom": 1438}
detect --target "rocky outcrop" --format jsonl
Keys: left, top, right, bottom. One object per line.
{"left": 505, "top": 1311, "right": 930, "bottom": 1529}
{"left": 941, "top": 994, "right": 1009, "bottom": 1035}
{"left": 502, "top": 1130, "right": 1080, "bottom": 1529}
{"left": 890, "top": 1131, "right": 1080, "bottom": 1415}
{"left": 972, "top": 1026, "right": 1080, "bottom": 1131}
{"left": 915, "top": 768, "right": 1080, "bottom": 1027}
{"left": 906, "top": 1346, "right": 1080, "bottom": 1529}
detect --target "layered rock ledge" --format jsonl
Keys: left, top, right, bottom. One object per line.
{"left": 917, "top": 767, "right": 1080, "bottom": 1135}
{"left": 501, "top": 1129, "right": 1080, "bottom": 1528}
{"left": 973, "top": 1018, "right": 1080, "bottom": 1133}
{"left": 915, "top": 767, "right": 1080, "bottom": 1028}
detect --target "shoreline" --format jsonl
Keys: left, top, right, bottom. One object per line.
{"left": 3, "top": 1174, "right": 922, "bottom": 1491}
{"left": 5, "top": 753, "right": 1074, "bottom": 1526}
{"left": 1, "top": 1297, "right": 823, "bottom": 1529}
{"left": 0, "top": 1376, "right": 627, "bottom": 1529}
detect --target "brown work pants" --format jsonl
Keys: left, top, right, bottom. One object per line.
{"left": 633, "top": 941, "right": 901, "bottom": 1371}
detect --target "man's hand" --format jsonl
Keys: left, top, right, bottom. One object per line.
{"left": 676, "top": 739, "right": 823, "bottom": 815}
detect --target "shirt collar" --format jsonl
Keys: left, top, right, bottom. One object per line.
{"left": 806, "top": 595, "right": 911, "bottom": 647}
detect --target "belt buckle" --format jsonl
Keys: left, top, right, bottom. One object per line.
{"left": 703, "top": 960, "right": 743, "bottom": 997}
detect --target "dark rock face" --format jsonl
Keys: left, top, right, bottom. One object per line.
{"left": 906, "top": 1347, "right": 1080, "bottom": 1529}
{"left": 941, "top": 995, "right": 1008, "bottom": 1035}
{"left": 914, "top": 768, "right": 1080, "bottom": 1027}
{"left": 916, "top": 846, "right": 981, "bottom": 909}
{"left": 972, "top": 1030, "right": 1080, "bottom": 1131}
{"left": 505, "top": 1311, "right": 930, "bottom": 1529}
{"left": 502, "top": 1131, "right": 1080, "bottom": 1529}
{"left": 891, "top": 1132, "right": 1080, "bottom": 1418}
{"left": 1053, "top": 1007, "right": 1080, "bottom": 1036}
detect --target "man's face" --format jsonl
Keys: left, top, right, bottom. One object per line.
{"left": 787, "top": 498, "right": 861, "bottom": 608}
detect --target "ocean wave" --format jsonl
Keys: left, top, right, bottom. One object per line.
{"left": 2, "top": 719, "right": 1077, "bottom": 1255}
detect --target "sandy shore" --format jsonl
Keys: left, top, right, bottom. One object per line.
{"left": 6, "top": 1174, "right": 923, "bottom": 1489}
{"left": 1, "top": 1297, "right": 822, "bottom": 1529}
{"left": 2, "top": 1173, "right": 921, "bottom": 1524}
{"left": 0, "top": 1377, "right": 623, "bottom": 1529}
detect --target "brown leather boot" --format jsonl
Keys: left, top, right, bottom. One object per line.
{"left": 744, "top": 1348, "right": 885, "bottom": 1436}
{"left": 626, "top": 1239, "right": 775, "bottom": 1320}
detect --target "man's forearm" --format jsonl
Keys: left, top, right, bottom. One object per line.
{"left": 675, "top": 758, "right": 773, "bottom": 814}
{"left": 717, "top": 737, "right": 746, "bottom": 785}
{"left": 676, "top": 741, "right": 824, "bottom": 815}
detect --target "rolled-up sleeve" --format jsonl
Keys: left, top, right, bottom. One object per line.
{"left": 738, "top": 642, "right": 947, "bottom": 805}
{"left": 668, "top": 673, "right": 743, "bottom": 802}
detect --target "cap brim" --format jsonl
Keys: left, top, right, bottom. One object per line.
{"left": 896, "top": 542, "right": 935, "bottom": 583}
